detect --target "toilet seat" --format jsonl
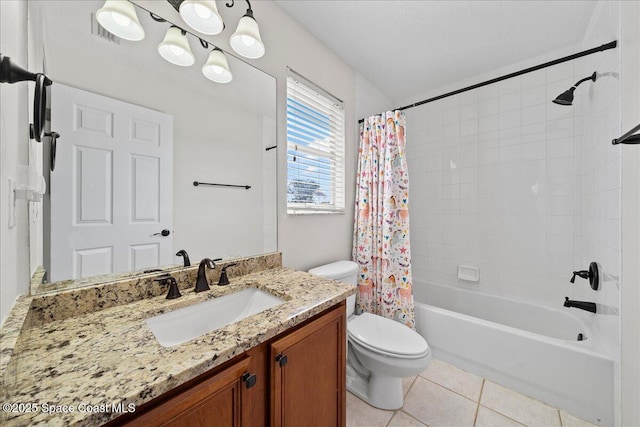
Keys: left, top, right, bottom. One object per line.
{"left": 348, "top": 312, "right": 430, "bottom": 359}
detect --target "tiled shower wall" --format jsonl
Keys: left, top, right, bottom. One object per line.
{"left": 575, "top": 1, "right": 621, "bottom": 357}
{"left": 406, "top": 2, "right": 620, "bottom": 355}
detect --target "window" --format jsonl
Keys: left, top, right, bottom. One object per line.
{"left": 286, "top": 69, "right": 345, "bottom": 214}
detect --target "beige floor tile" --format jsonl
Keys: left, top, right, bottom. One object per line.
{"left": 420, "top": 358, "right": 484, "bottom": 401}
{"left": 480, "top": 381, "right": 561, "bottom": 427}
{"left": 387, "top": 411, "right": 428, "bottom": 427}
{"left": 403, "top": 377, "right": 478, "bottom": 427}
{"left": 403, "top": 375, "right": 417, "bottom": 397}
{"left": 346, "top": 392, "right": 394, "bottom": 427}
{"left": 560, "top": 410, "right": 599, "bottom": 427}
{"left": 475, "top": 406, "right": 525, "bottom": 427}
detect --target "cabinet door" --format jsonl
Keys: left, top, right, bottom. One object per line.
{"left": 125, "top": 357, "right": 253, "bottom": 427}
{"left": 271, "top": 304, "right": 346, "bottom": 427}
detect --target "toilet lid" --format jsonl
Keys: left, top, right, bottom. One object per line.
{"left": 348, "top": 312, "right": 429, "bottom": 357}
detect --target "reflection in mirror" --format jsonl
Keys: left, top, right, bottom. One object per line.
{"left": 29, "top": 0, "right": 277, "bottom": 293}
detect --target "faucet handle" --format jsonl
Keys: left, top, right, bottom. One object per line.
{"left": 569, "top": 262, "right": 599, "bottom": 290}
{"left": 217, "top": 263, "right": 238, "bottom": 286}
{"left": 154, "top": 275, "right": 182, "bottom": 299}
{"left": 570, "top": 270, "right": 589, "bottom": 283}
{"left": 165, "top": 278, "right": 182, "bottom": 299}
{"left": 153, "top": 273, "right": 171, "bottom": 283}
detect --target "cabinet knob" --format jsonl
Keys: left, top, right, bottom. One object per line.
{"left": 242, "top": 372, "right": 257, "bottom": 389}
{"left": 275, "top": 354, "right": 288, "bottom": 367}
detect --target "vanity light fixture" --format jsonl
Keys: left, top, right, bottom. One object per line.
{"left": 170, "top": 0, "right": 265, "bottom": 59}
{"left": 229, "top": 2, "right": 265, "bottom": 59}
{"left": 96, "top": 0, "right": 145, "bottom": 41}
{"left": 202, "top": 47, "right": 233, "bottom": 83}
{"left": 96, "top": 1, "right": 253, "bottom": 83}
{"left": 179, "top": 0, "right": 224, "bottom": 35}
{"left": 158, "top": 26, "right": 196, "bottom": 67}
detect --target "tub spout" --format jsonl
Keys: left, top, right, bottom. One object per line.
{"left": 564, "top": 297, "right": 596, "bottom": 313}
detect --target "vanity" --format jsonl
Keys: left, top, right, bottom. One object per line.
{"left": 0, "top": 254, "right": 355, "bottom": 426}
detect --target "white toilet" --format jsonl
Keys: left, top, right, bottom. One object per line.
{"left": 309, "top": 260, "right": 432, "bottom": 410}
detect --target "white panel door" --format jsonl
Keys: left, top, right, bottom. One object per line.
{"left": 50, "top": 84, "right": 173, "bottom": 282}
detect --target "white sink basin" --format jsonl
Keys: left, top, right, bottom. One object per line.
{"left": 146, "top": 288, "right": 285, "bottom": 347}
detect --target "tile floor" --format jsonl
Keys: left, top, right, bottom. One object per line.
{"left": 346, "top": 358, "right": 599, "bottom": 427}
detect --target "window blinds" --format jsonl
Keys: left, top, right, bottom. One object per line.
{"left": 286, "top": 69, "right": 345, "bottom": 214}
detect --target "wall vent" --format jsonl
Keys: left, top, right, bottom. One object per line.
{"left": 90, "top": 13, "right": 121, "bottom": 44}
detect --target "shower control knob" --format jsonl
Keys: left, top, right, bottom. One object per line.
{"left": 569, "top": 262, "right": 599, "bottom": 290}
{"left": 570, "top": 270, "right": 589, "bottom": 283}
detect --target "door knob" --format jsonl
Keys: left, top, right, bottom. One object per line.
{"left": 152, "top": 229, "right": 171, "bottom": 237}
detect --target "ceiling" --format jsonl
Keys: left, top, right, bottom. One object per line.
{"left": 275, "top": 0, "right": 598, "bottom": 105}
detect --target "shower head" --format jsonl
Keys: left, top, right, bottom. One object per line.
{"left": 552, "top": 87, "right": 575, "bottom": 105}
{"left": 552, "top": 72, "right": 597, "bottom": 106}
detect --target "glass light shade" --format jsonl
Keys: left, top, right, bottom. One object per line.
{"left": 158, "top": 27, "right": 195, "bottom": 67}
{"left": 202, "top": 49, "right": 233, "bottom": 83}
{"left": 96, "top": 0, "right": 145, "bottom": 41}
{"left": 230, "top": 15, "right": 265, "bottom": 59}
{"left": 179, "top": 0, "right": 224, "bottom": 35}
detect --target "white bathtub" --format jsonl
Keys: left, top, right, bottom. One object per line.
{"left": 413, "top": 281, "right": 615, "bottom": 426}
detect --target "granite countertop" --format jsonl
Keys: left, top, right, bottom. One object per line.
{"left": 0, "top": 262, "right": 355, "bottom": 426}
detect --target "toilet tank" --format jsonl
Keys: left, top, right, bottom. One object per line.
{"left": 308, "top": 261, "right": 358, "bottom": 316}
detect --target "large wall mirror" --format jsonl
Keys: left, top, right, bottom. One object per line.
{"left": 28, "top": 0, "right": 277, "bottom": 293}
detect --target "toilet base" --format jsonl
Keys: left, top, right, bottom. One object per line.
{"left": 346, "top": 361, "right": 404, "bottom": 410}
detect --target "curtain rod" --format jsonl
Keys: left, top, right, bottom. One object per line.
{"left": 358, "top": 40, "right": 618, "bottom": 124}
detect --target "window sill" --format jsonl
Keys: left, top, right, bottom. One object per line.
{"left": 287, "top": 209, "right": 345, "bottom": 216}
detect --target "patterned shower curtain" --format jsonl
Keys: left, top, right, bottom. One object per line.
{"left": 353, "top": 111, "right": 415, "bottom": 329}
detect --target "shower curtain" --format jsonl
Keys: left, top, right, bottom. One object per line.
{"left": 353, "top": 111, "right": 415, "bottom": 329}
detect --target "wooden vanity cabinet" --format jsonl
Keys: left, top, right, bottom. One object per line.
{"left": 123, "top": 357, "right": 254, "bottom": 427}
{"left": 112, "top": 302, "right": 345, "bottom": 427}
{"left": 271, "top": 303, "right": 346, "bottom": 427}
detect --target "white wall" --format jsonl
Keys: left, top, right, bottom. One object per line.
{"left": 238, "top": 2, "right": 359, "bottom": 271}
{"left": 0, "top": 0, "right": 31, "bottom": 325}
{"left": 403, "top": 40, "right": 616, "bottom": 306}
{"left": 405, "top": 7, "right": 621, "bottom": 306}
{"left": 620, "top": 1, "right": 640, "bottom": 425}
{"left": 575, "top": 0, "right": 622, "bottom": 400}
{"left": 356, "top": 72, "right": 394, "bottom": 120}
{"left": 135, "top": 0, "right": 358, "bottom": 271}
{"left": 576, "top": 5, "right": 623, "bottom": 423}
{"left": 404, "top": 1, "right": 624, "bottom": 423}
